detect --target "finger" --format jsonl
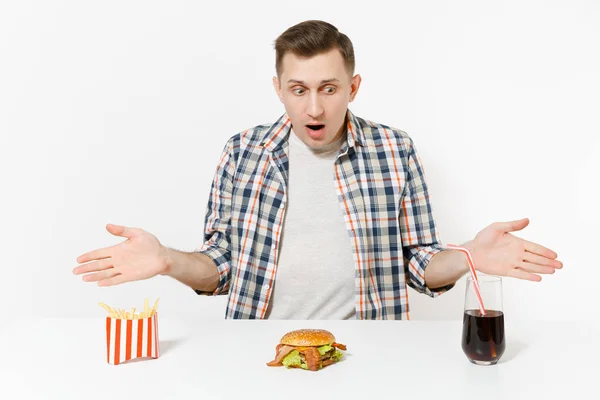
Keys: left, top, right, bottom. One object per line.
{"left": 106, "top": 223, "right": 136, "bottom": 239}
{"left": 519, "top": 261, "right": 556, "bottom": 275}
{"left": 523, "top": 251, "right": 563, "bottom": 269}
{"left": 76, "top": 246, "right": 114, "bottom": 264}
{"left": 494, "top": 218, "right": 530, "bottom": 233}
{"left": 98, "top": 273, "right": 129, "bottom": 287}
{"left": 507, "top": 268, "right": 542, "bottom": 282}
{"left": 73, "top": 259, "right": 113, "bottom": 275}
{"left": 523, "top": 240, "right": 558, "bottom": 259}
{"left": 81, "top": 268, "right": 119, "bottom": 283}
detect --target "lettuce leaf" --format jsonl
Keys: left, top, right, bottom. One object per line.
{"left": 331, "top": 349, "right": 343, "bottom": 362}
{"left": 317, "top": 345, "right": 333, "bottom": 355}
{"left": 281, "top": 350, "right": 308, "bottom": 369}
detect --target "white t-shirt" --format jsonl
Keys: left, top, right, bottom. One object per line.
{"left": 265, "top": 129, "right": 356, "bottom": 319}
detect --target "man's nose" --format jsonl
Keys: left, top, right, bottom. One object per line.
{"left": 307, "top": 93, "right": 324, "bottom": 119}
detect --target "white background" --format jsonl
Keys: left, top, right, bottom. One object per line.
{"left": 1, "top": 0, "right": 598, "bottom": 326}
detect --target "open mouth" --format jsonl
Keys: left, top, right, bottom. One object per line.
{"left": 306, "top": 124, "right": 325, "bottom": 131}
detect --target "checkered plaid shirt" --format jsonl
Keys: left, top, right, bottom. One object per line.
{"left": 196, "top": 109, "right": 453, "bottom": 319}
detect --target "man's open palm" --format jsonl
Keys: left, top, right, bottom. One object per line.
{"left": 469, "top": 218, "right": 562, "bottom": 281}
{"left": 73, "top": 224, "right": 168, "bottom": 287}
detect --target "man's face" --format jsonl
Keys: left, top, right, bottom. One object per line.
{"left": 273, "top": 49, "right": 361, "bottom": 150}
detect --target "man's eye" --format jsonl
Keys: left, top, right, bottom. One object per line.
{"left": 293, "top": 88, "right": 305, "bottom": 95}
{"left": 324, "top": 87, "right": 336, "bottom": 94}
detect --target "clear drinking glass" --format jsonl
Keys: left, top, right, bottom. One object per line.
{"left": 461, "top": 275, "right": 506, "bottom": 365}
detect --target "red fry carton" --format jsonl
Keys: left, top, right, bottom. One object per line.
{"left": 105, "top": 313, "right": 160, "bottom": 365}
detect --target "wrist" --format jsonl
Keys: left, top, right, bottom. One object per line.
{"left": 461, "top": 240, "right": 478, "bottom": 271}
{"left": 159, "top": 246, "right": 173, "bottom": 276}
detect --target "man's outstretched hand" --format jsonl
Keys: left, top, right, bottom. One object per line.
{"left": 73, "top": 224, "right": 169, "bottom": 287}
{"left": 465, "top": 218, "right": 563, "bottom": 282}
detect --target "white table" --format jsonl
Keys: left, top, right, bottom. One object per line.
{"left": 0, "top": 317, "right": 598, "bottom": 399}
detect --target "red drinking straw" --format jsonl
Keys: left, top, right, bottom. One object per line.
{"left": 447, "top": 244, "right": 486, "bottom": 316}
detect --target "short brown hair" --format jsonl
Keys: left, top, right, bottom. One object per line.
{"left": 274, "top": 20, "right": 355, "bottom": 78}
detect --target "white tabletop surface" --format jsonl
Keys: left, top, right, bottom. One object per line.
{"left": 0, "top": 316, "right": 598, "bottom": 400}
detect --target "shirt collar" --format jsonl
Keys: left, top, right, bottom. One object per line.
{"left": 260, "top": 109, "right": 365, "bottom": 152}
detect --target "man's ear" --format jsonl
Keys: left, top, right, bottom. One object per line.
{"left": 273, "top": 76, "right": 283, "bottom": 103}
{"left": 349, "top": 74, "right": 362, "bottom": 103}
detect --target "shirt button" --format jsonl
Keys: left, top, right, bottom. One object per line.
{"left": 264, "top": 284, "right": 270, "bottom": 290}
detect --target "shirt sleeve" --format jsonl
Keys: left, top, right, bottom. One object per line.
{"left": 194, "top": 139, "right": 235, "bottom": 296}
{"left": 400, "top": 138, "right": 454, "bottom": 297}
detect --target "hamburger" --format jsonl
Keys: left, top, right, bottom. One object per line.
{"left": 266, "top": 329, "right": 347, "bottom": 371}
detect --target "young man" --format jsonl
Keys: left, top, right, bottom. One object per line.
{"left": 73, "top": 20, "right": 562, "bottom": 319}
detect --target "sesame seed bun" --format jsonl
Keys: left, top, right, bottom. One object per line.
{"left": 280, "top": 329, "right": 336, "bottom": 347}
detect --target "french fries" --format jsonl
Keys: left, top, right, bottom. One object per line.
{"left": 99, "top": 298, "right": 160, "bottom": 319}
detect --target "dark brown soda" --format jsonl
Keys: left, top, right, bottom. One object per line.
{"left": 461, "top": 309, "right": 505, "bottom": 364}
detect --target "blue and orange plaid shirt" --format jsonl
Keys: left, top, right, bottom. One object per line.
{"left": 196, "top": 109, "right": 454, "bottom": 319}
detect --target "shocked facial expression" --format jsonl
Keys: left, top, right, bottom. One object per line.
{"left": 273, "top": 49, "right": 361, "bottom": 150}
